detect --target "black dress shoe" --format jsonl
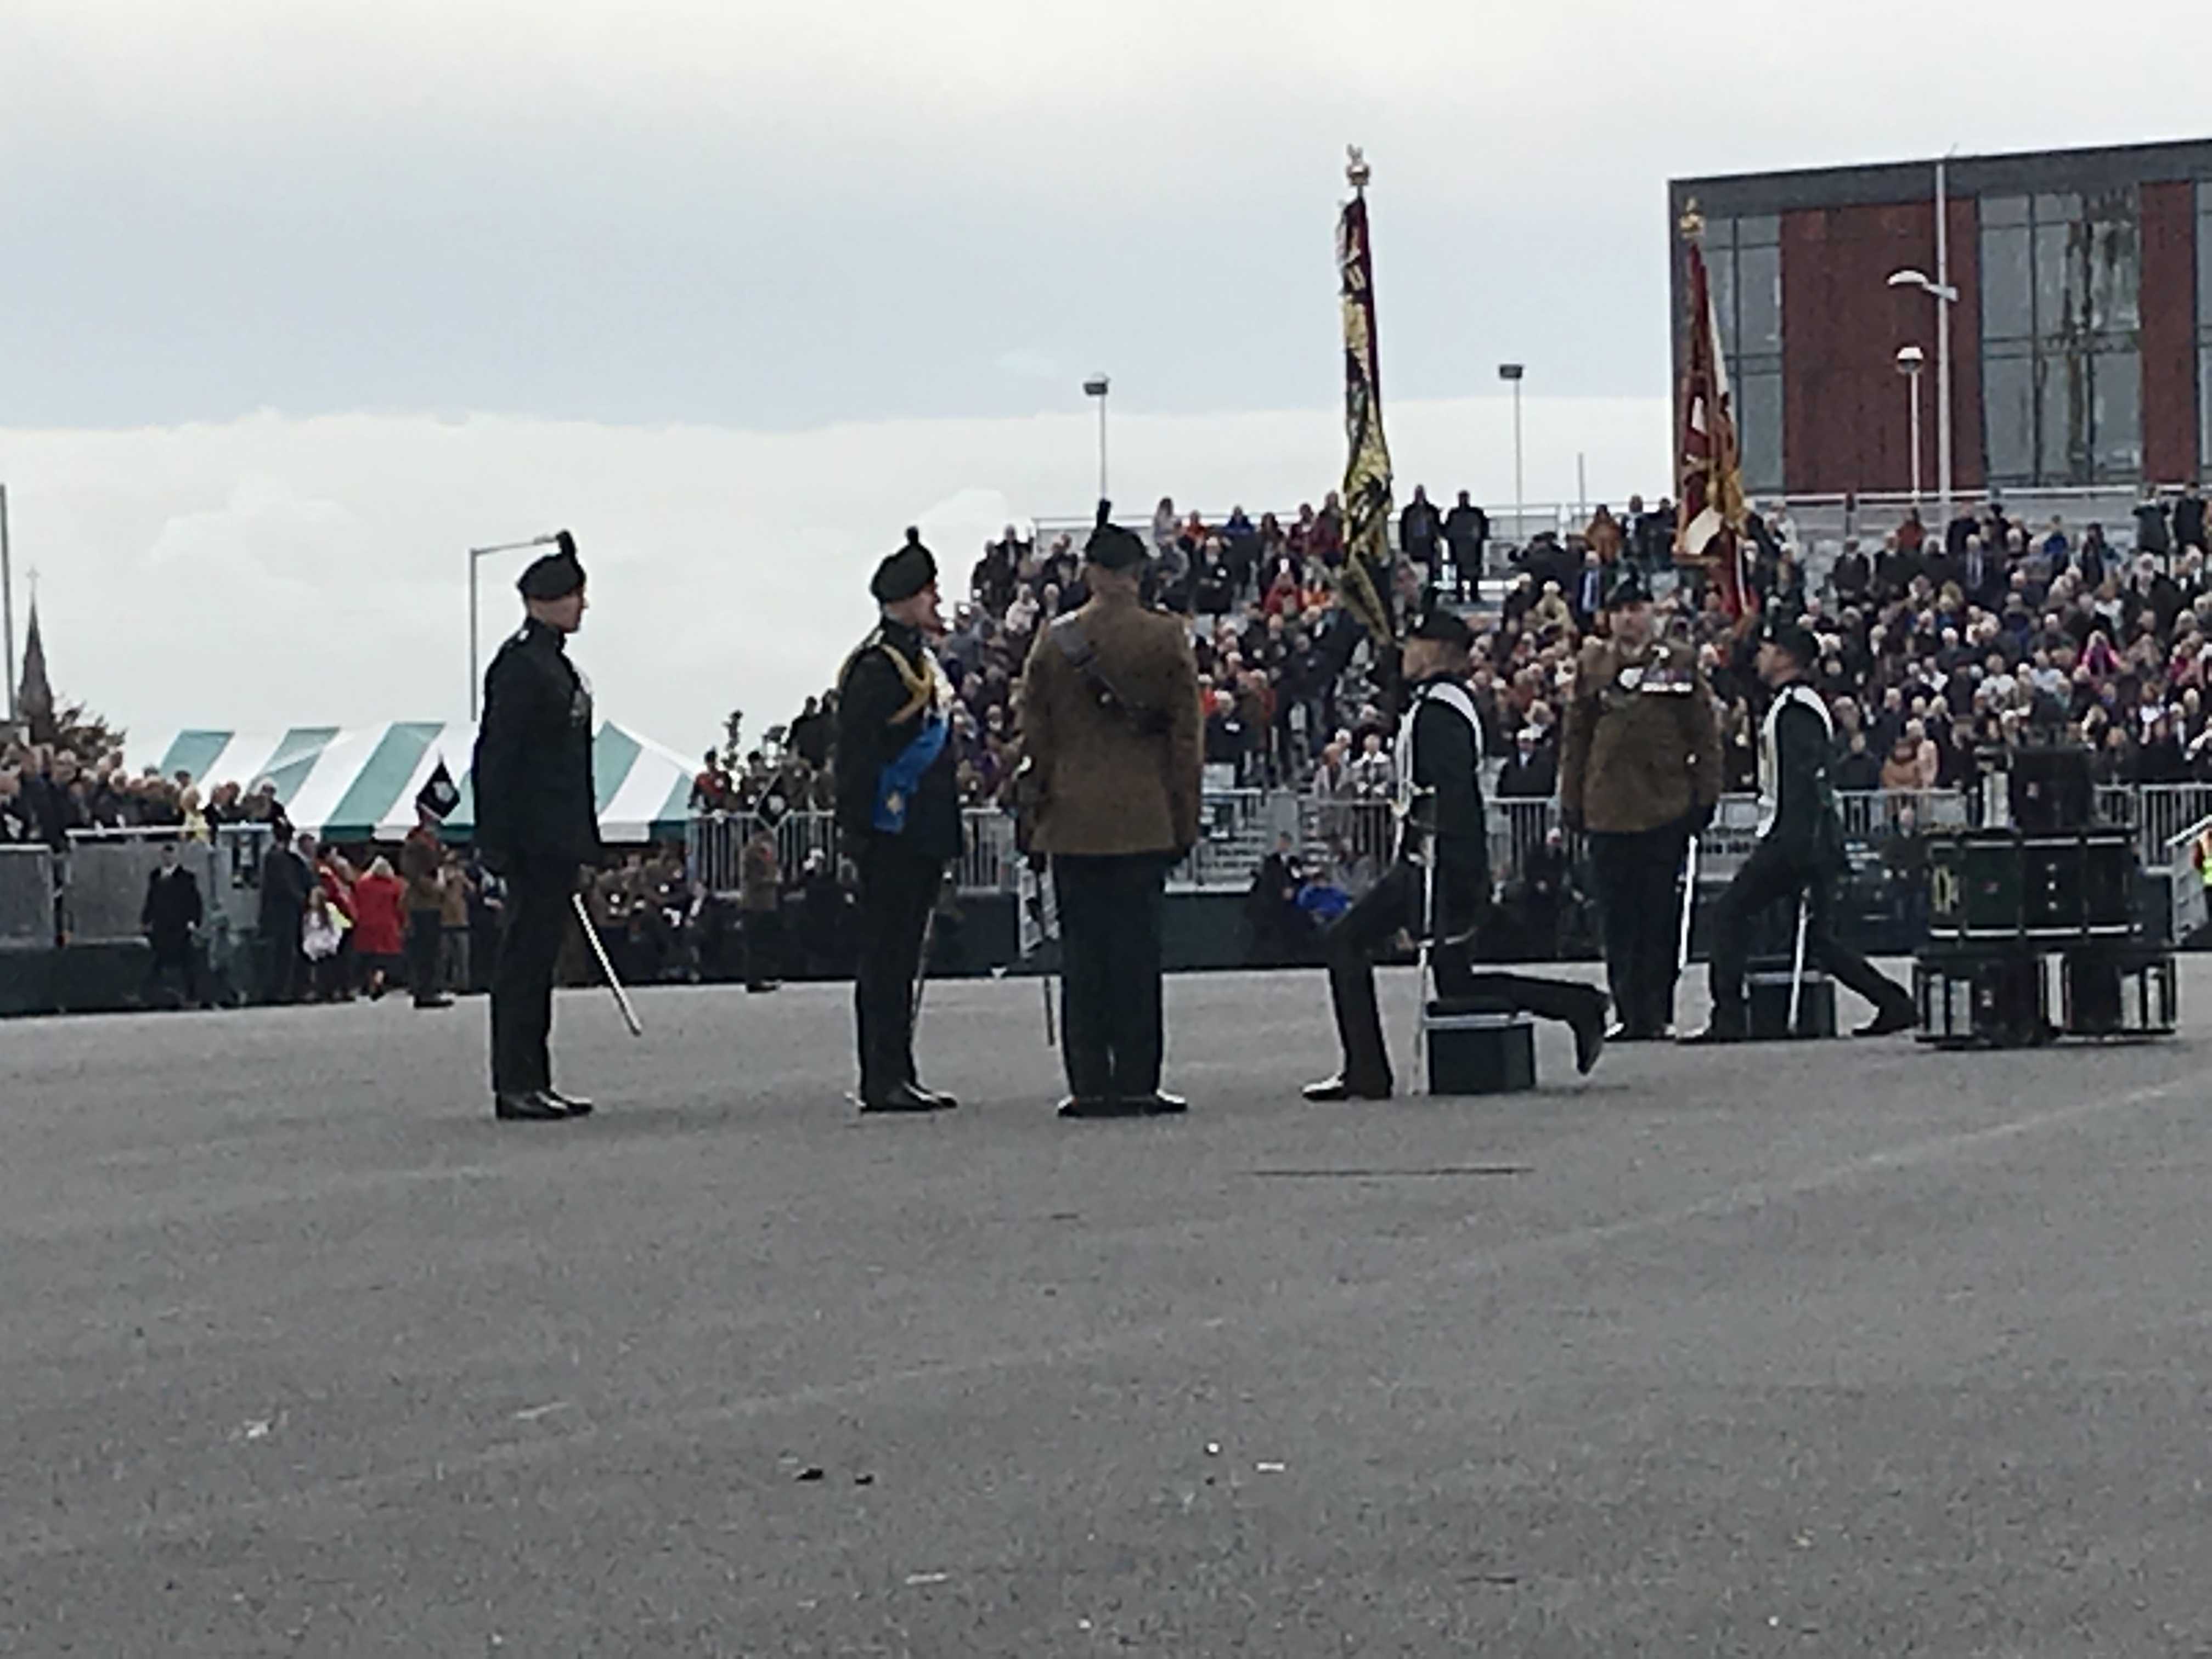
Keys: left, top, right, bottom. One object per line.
{"left": 909, "top": 1084, "right": 960, "bottom": 1110}
{"left": 1679, "top": 1024, "right": 1746, "bottom": 1046}
{"left": 1058, "top": 1096, "right": 1146, "bottom": 1118}
{"left": 1855, "top": 998, "right": 1918, "bottom": 1038}
{"left": 860, "top": 1082, "right": 938, "bottom": 1114}
{"left": 544, "top": 1087, "right": 594, "bottom": 1117}
{"left": 1301, "top": 1075, "right": 1392, "bottom": 1103}
{"left": 494, "top": 1091, "right": 567, "bottom": 1121}
{"left": 1124, "top": 1091, "right": 1187, "bottom": 1115}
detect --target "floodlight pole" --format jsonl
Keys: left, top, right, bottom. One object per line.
{"left": 1936, "top": 153, "right": 1953, "bottom": 528}
{"left": 1084, "top": 375, "right": 1111, "bottom": 502}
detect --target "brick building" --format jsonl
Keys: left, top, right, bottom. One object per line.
{"left": 1670, "top": 139, "right": 2212, "bottom": 500}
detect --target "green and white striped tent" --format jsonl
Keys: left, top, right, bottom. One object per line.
{"left": 128, "top": 722, "right": 699, "bottom": 844}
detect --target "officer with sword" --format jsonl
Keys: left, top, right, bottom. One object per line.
{"left": 1685, "top": 616, "right": 1917, "bottom": 1042}
{"left": 833, "top": 529, "right": 963, "bottom": 1114}
{"left": 472, "top": 532, "right": 606, "bottom": 1122}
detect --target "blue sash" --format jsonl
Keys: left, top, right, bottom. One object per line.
{"left": 873, "top": 715, "right": 949, "bottom": 833}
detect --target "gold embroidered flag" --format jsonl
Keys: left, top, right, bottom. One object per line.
{"left": 1335, "top": 148, "right": 1398, "bottom": 646}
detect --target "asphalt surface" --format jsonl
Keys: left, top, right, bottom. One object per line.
{"left": 4, "top": 963, "right": 2211, "bottom": 1656}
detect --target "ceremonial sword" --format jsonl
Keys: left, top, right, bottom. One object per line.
{"left": 572, "top": 893, "right": 644, "bottom": 1037}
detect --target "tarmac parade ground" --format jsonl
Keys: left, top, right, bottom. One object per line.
{"left": 4, "top": 964, "right": 2210, "bottom": 1655}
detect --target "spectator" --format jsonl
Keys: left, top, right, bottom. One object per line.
{"left": 400, "top": 810, "right": 453, "bottom": 1011}
{"left": 1584, "top": 504, "right": 1624, "bottom": 566}
{"left": 1496, "top": 726, "right": 1558, "bottom": 799}
{"left": 351, "top": 855, "right": 407, "bottom": 999}
{"left": 1443, "top": 490, "right": 1489, "bottom": 590}
{"left": 1399, "top": 485, "right": 1444, "bottom": 583}
{"left": 257, "top": 825, "right": 312, "bottom": 1004}
{"left": 140, "top": 840, "right": 205, "bottom": 1008}
{"left": 740, "top": 828, "right": 783, "bottom": 992}
{"left": 302, "top": 887, "right": 347, "bottom": 1001}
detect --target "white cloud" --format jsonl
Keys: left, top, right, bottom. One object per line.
{"left": 5, "top": 393, "right": 1664, "bottom": 760}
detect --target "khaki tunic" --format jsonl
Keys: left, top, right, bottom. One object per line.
{"left": 1560, "top": 637, "right": 1723, "bottom": 833}
{"left": 1018, "top": 590, "right": 1204, "bottom": 857}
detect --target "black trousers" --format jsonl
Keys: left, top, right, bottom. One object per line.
{"left": 1707, "top": 839, "right": 1909, "bottom": 1029}
{"left": 1323, "top": 859, "right": 1599, "bottom": 1096}
{"left": 1052, "top": 853, "right": 1170, "bottom": 1101}
{"left": 490, "top": 859, "right": 575, "bottom": 1096}
{"left": 744, "top": 909, "right": 782, "bottom": 988}
{"left": 1588, "top": 823, "right": 1690, "bottom": 1035}
{"left": 853, "top": 839, "right": 944, "bottom": 1099}
{"left": 144, "top": 935, "right": 202, "bottom": 1007}
{"left": 260, "top": 909, "right": 305, "bottom": 1004}
{"left": 406, "top": 910, "right": 444, "bottom": 1005}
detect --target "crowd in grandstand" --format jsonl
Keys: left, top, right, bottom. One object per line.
{"left": 12, "top": 476, "right": 2212, "bottom": 996}
{"left": 694, "top": 480, "right": 2212, "bottom": 859}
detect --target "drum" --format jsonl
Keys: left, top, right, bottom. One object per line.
{"left": 2081, "top": 830, "right": 2133, "bottom": 936}
{"left": 1927, "top": 831, "right": 2023, "bottom": 939}
{"left": 2022, "top": 834, "right": 2085, "bottom": 939}
{"left": 1914, "top": 944, "right": 2049, "bottom": 1047}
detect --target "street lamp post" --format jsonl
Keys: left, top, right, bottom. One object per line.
{"left": 1889, "top": 152, "right": 1959, "bottom": 524}
{"left": 1498, "top": 363, "right": 1525, "bottom": 552}
{"left": 1082, "top": 375, "right": 1110, "bottom": 502}
{"left": 468, "top": 534, "right": 561, "bottom": 720}
{"left": 1895, "top": 345, "right": 1926, "bottom": 506}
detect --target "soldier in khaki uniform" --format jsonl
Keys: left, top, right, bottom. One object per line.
{"left": 1018, "top": 503, "right": 1204, "bottom": 1119}
{"left": 1559, "top": 570, "right": 1722, "bottom": 1040}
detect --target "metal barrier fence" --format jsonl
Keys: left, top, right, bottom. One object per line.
{"left": 664, "top": 782, "right": 2212, "bottom": 904}
{"left": 59, "top": 824, "right": 276, "bottom": 944}
{"left": 689, "top": 808, "right": 1022, "bottom": 897}
{"left": 0, "top": 845, "right": 55, "bottom": 947}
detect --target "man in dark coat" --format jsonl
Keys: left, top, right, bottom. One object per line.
{"left": 1686, "top": 617, "right": 1917, "bottom": 1043}
{"left": 257, "top": 823, "right": 311, "bottom": 1003}
{"left": 473, "top": 532, "right": 600, "bottom": 1121}
{"left": 1304, "top": 611, "right": 1607, "bottom": 1101}
{"left": 141, "top": 840, "right": 205, "bottom": 1007}
{"left": 1018, "top": 504, "right": 1205, "bottom": 1116}
{"left": 834, "top": 529, "right": 962, "bottom": 1113}
{"left": 1443, "top": 491, "right": 1489, "bottom": 595}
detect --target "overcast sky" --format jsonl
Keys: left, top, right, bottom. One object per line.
{"left": 2, "top": 0, "right": 2203, "bottom": 757}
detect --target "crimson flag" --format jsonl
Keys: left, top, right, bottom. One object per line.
{"left": 1672, "top": 222, "right": 1753, "bottom": 621}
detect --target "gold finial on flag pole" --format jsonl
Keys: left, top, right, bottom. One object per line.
{"left": 1346, "top": 145, "right": 1370, "bottom": 194}
{"left": 1679, "top": 198, "right": 1706, "bottom": 242}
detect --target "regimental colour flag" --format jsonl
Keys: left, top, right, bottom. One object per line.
{"left": 1672, "top": 210, "right": 1754, "bottom": 620}
{"left": 1335, "top": 150, "right": 1398, "bottom": 647}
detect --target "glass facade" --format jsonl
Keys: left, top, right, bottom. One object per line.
{"left": 1978, "top": 188, "right": 2143, "bottom": 486}
{"left": 1702, "top": 214, "right": 1785, "bottom": 495}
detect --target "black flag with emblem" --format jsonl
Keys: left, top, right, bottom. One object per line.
{"left": 415, "top": 759, "right": 461, "bottom": 822}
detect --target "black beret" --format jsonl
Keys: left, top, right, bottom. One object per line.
{"left": 517, "top": 532, "right": 585, "bottom": 600}
{"left": 871, "top": 528, "right": 938, "bottom": 603}
{"left": 1604, "top": 568, "right": 1652, "bottom": 608}
{"left": 1408, "top": 608, "right": 1473, "bottom": 650}
{"left": 1760, "top": 613, "right": 1819, "bottom": 663}
{"left": 1084, "top": 500, "right": 1148, "bottom": 572}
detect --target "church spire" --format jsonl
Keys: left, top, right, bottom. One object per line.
{"left": 18, "top": 596, "right": 54, "bottom": 743}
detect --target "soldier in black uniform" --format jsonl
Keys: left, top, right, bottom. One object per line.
{"left": 1304, "top": 611, "right": 1609, "bottom": 1101}
{"left": 1686, "top": 616, "right": 1917, "bottom": 1043}
{"left": 834, "top": 529, "right": 961, "bottom": 1114}
{"left": 473, "top": 532, "right": 600, "bottom": 1122}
